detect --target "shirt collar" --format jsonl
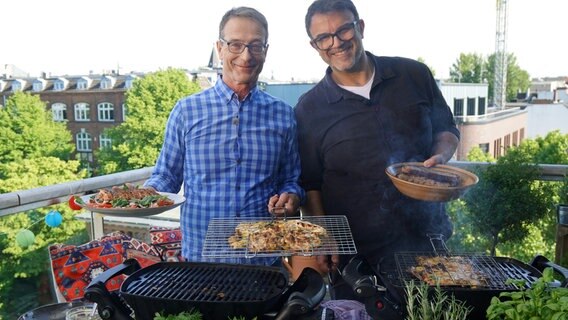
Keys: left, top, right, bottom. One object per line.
{"left": 323, "top": 51, "right": 396, "bottom": 104}
{"left": 214, "top": 76, "right": 259, "bottom": 104}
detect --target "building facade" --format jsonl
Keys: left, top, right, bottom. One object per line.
{"left": 0, "top": 72, "right": 141, "bottom": 173}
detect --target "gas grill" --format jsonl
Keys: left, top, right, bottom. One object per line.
{"left": 339, "top": 235, "right": 568, "bottom": 320}
{"left": 85, "top": 258, "right": 327, "bottom": 320}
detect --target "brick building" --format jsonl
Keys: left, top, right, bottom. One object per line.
{"left": 0, "top": 71, "right": 142, "bottom": 173}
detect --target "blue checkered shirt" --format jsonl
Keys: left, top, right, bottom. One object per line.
{"left": 145, "top": 79, "right": 305, "bottom": 265}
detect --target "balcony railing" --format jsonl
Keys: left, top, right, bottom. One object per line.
{"left": 0, "top": 161, "right": 566, "bottom": 317}
{"left": 1, "top": 161, "right": 566, "bottom": 240}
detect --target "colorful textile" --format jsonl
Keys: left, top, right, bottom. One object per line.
{"left": 49, "top": 231, "right": 160, "bottom": 301}
{"left": 149, "top": 226, "right": 184, "bottom": 262}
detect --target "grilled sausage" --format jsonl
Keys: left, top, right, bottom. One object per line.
{"left": 398, "top": 165, "right": 461, "bottom": 187}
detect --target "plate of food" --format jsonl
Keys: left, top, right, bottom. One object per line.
{"left": 75, "top": 184, "right": 185, "bottom": 216}
{"left": 385, "top": 162, "right": 478, "bottom": 202}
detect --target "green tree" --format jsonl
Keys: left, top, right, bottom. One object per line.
{"left": 0, "top": 159, "right": 88, "bottom": 317}
{"left": 461, "top": 150, "right": 553, "bottom": 256}
{"left": 485, "top": 53, "right": 531, "bottom": 102}
{"left": 517, "top": 130, "right": 568, "bottom": 164}
{"left": 448, "top": 52, "right": 530, "bottom": 103}
{"left": 0, "top": 92, "right": 74, "bottom": 164}
{"left": 466, "top": 145, "right": 494, "bottom": 163}
{"left": 0, "top": 92, "right": 87, "bottom": 317}
{"left": 96, "top": 68, "right": 201, "bottom": 174}
{"left": 449, "top": 53, "right": 485, "bottom": 83}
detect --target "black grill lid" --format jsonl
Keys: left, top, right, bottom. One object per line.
{"left": 122, "top": 262, "right": 288, "bottom": 302}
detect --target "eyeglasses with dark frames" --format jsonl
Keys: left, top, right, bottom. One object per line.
{"left": 219, "top": 39, "right": 268, "bottom": 55}
{"left": 311, "top": 20, "right": 360, "bottom": 51}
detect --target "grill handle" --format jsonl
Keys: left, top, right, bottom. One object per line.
{"left": 84, "top": 259, "right": 141, "bottom": 320}
{"left": 530, "top": 255, "right": 568, "bottom": 287}
{"left": 427, "top": 233, "right": 450, "bottom": 255}
{"left": 274, "top": 267, "right": 326, "bottom": 320}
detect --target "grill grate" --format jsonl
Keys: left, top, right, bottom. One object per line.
{"left": 395, "top": 252, "right": 526, "bottom": 290}
{"left": 124, "top": 263, "right": 287, "bottom": 302}
{"left": 202, "top": 215, "right": 357, "bottom": 258}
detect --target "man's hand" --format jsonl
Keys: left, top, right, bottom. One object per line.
{"left": 268, "top": 192, "right": 300, "bottom": 217}
{"left": 425, "top": 131, "right": 459, "bottom": 167}
{"left": 423, "top": 154, "right": 446, "bottom": 167}
{"left": 315, "top": 254, "right": 340, "bottom": 274}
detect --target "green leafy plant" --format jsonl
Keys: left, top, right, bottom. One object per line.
{"left": 486, "top": 267, "right": 568, "bottom": 319}
{"left": 153, "top": 310, "right": 255, "bottom": 320}
{"left": 404, "top": 280, "right": 472, "bottom": 320}
{"left": 154, "top": 311, "right": 202, "bottom": 320}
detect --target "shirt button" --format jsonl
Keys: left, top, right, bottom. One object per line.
{"left": 232, "top": 117, "right": 239, "bottom": 125}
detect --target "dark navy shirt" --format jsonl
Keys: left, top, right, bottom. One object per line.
{"left": 295, "top": 53, "right": 460, "bottom": 264}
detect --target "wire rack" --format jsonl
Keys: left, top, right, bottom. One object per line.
{"left": 202, "top": 215, "right": 357, "bottom": 258}
{"left": 395, "top": 252, "right": 515, "bottom": 289}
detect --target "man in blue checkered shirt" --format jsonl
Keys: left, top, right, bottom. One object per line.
{"left": 145, "top": 7, "right": 305, "bottom": 266}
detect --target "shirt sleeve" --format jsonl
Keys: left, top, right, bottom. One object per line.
{"left": 294, "top": 96, "right": 323, "bottom": 192}
{"left": 424, "top": 65, "right": 461, "bottom": 140}
{"left": 277, "top": 109, "right": 306, "bottom": 203}
{"left": 144, "top": 101, "right": 185, "bottom": 193}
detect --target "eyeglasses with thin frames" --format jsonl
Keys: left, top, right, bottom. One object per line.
{"left": 219, "top": 39, "right": 268, "bottom": 55}
{"left": 311, "top": 20, "right": 360, "bottom": 51}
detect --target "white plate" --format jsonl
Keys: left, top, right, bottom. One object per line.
{"left": 78, "top": 192, "right": 185, "bottom": 217}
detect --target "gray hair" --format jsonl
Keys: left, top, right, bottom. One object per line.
{"left": 219, "top": 7, "right": 269, "bottom": 43}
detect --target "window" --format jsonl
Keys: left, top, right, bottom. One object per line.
{"left": 467, "top": 98, "right": 476, "bottom": 116}
{"left": 494, "top": 138, "right": 502, "bottom": 158}
{"left": 101, "top": 79, "right": 110, "bottom": 89}
{"left": 51, "top": 103, "right": 67, "bottom": 121}
{"left": 99, "top": 133, "right": 112, "bottom": 148}
{"left": 11, "top": 81, "right": 22, "bottom": 91}
{"left": 54, "top": 80, "right": 66, "bottom": 91}
{"left": 76, "top": 129, "right": 92, "bottom": 151}
{"left": 478, "top": 97, "right": 486, "bottom": 115}
{"left": 454, "top": 98, "right": 464, "bottom": 116}
{"left": 504, "top": 134, "right": 511, "bottom": 154}
{"left": 76, "top": 152, "right": 93, "bottom": 162}
{"left": 100, "top": 76, "right": 115, "bottom": 89}
{"left": 513, "top": 131, "right": 518, "bottom": 146}
{"left": 97, "top": 102, "right": 114, "bottom": 121}
{"left": 125, "top": 76, "right": 137, "bottom": 89}
{"left": 74, "top": 103, "right": 90, "bottom": 121}
{"left": 479, "top": 143, "right": 490, "bottom": 154}
{"left": 122, "top": 103, "right": 127, "bottom": 121}
{"left": 33, "top": 81, "right": 44, "bottom": 92}
{"left": 77, "top": 81, "right": 87, "bottom": 90}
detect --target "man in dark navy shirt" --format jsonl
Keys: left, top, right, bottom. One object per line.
{"left": 296, "top": 0, "right": 460, "bottom": 300}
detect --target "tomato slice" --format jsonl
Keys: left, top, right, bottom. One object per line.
{"left": 68, "top": 196, "right": 83, "bottom": 211}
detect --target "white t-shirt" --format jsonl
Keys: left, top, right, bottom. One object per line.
{"left": 337, "top": 69, "right": 375, "bottom": 99}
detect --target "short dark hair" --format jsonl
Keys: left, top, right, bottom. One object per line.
{"left": 305, "top": 0, "right": 359, "bottom": 38}
{"left": 219, "top": 7, "right": 269, "bottom": 43}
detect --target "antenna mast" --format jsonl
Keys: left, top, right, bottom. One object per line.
{"left": 493, "top": 0, "right": 508, "bottom": 109}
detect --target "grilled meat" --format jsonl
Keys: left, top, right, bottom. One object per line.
{"left": 228, "top": 219, "right": 328, "bottom": 252}
{"left": 409, "top": 255, "right": 487, "bottom": 287}
{"left": 397, "top": 165, "right": 461, "bottom": 187}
